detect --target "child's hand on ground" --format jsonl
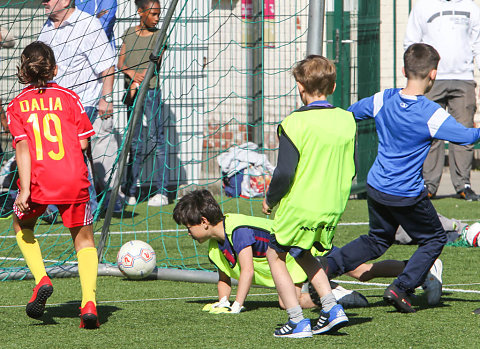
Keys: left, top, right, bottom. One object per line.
{"left": 210, "top": 301, "right": 245, "bottom": 314}
{"left": 202, "top": 296, "right": 230, "bottom": 312}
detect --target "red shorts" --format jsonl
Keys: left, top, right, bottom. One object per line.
{"left": 14, "top": 199, "right": 93, "bottom": 228}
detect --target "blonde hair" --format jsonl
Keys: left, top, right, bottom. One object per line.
{"left": 292, "top": 55, "right": 336, "bottom": 96}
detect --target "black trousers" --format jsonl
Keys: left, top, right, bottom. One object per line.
{"left": 327, "top": 195, "right": 446, "bottom": 292}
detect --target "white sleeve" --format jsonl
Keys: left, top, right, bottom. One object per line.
{"left": 470, "top": 5, "right": 480, "bottom": 71}
{"left": 81, "top": 17, "right": 116, "bottom": 75}
{"left": 403, "top": 3, "right": 425, "bottom": 51}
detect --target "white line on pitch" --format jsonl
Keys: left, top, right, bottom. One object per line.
{"left": 0, "top": 256, "right": 76, "bottom": 264}
{"left": 333, "top": 279, "right": 480, "bottom": 294}
{"left": 0, "top": 229, "right": 183, "bottom": 239}
{"left": 0, "top": 224, "right": 368, "bottom": 239}
{"left": 1, "top": 219, "right": 474, "bottom": 239}
{"left": 0, "top": 292, "right": 278, "bottom": 309}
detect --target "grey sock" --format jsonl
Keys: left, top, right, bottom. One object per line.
{"left": 321, "top": 292, "right": 337, "bottom": 312}
{"left": 286, "top": 305, "right": 304, "bottom": 323}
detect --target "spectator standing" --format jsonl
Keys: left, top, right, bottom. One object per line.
{"left": 117, "top": 0, "right": 170, "bottom": 206}
{"left": 404, "top": 0, "right": 480, "bottom": 201}
{"left": 76, "top": 0, "right": 117, "bottom": 45}
{"left": 38, "top": 0, "right": 120, "bottom": 212}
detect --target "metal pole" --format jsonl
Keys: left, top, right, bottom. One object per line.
{"left": 97, "top": 0, "right": 180, "bottom": 261}
{"left": 306, "top": 0, "right": 326, "bottom": 56}
{"left": 393, "top": 0, "right": 397, "bottom": 88}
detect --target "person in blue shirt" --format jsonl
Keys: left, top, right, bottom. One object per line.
{"left": 325, "top": 43, "right": 480, "bottom": 313}
{"left": 76, "top": 0, "right": 117, "bottom": 47}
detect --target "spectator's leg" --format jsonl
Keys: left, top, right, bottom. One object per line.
{"left": 423, "top": 139, "right": 445, "bottom": 196}
{"left": 126, "top": 108, "right": 144, "bottom": 198}
{"left": 446, "top": 80, "right": 476, "bottom": 193}
{"left": 83, "top": 107, "right": 99, "bottom": 214}
{"left": 91, "top": 112, "right": 120, "bottom": 198}
{"left": 424, "top": 81, "right": 449, "bottom": 196}
{"left": 148, "top": 89, "right": 169, "bottom": 197}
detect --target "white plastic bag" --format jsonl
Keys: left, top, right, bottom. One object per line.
{"left": 240, "top": 164, "right": 272, "bottom": 198}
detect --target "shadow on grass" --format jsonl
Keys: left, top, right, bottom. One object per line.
{"left": 31, "top": 301, "right": 120, "bottom": 327}
{"left": 367, "top": 297, "right": 454, "bottom": 313}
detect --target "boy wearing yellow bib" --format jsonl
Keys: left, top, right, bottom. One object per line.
{"left": 263, "top": 55, "right": 356, "bottom": 338}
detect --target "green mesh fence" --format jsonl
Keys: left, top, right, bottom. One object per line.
{"left": 0, "top": 0, "right": 378, "bottom": 280}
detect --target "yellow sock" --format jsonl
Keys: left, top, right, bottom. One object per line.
{"left": 15, "top": 229, "right": 47, "bottom": 284}
{"left": 77, "top": 247, "right": 98, "bottom": 308}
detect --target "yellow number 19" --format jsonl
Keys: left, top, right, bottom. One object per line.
{"left": 27, "top": 113, "right": 65, "bottom": 161}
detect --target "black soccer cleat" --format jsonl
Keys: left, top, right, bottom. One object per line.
{"left": 383, "top": 284, "right": 415, "bottom": 313}
{"left": 458, "top": 186, "right": 479, "bottom": 201}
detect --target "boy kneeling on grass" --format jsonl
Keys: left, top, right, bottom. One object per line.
{"left": 173, "top": 190, "right": 370, "bottom": 314}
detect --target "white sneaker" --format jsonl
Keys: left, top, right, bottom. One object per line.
{"left": 308, "top": 281, "right": 368, "bottom": 308}
{"left": 330, "top": 281, "right": 369, "bottom": 308}
{"left": 422, "top": 259, "right": 443, "bottom": 305}
{"left": 148, "top": 193, "right": 168, "bottom": 206}
{"left": 126, "top": 196, "right": 137, "bottom": 206}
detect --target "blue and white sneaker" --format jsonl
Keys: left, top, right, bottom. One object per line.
{"left": 274, "top": 318, "right": 312, "bottom": 338}
{"left": 312, "top": 304, "right": 348, "bottom": 335}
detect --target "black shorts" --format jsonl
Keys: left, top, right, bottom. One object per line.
{"left": 268, "top": 233, "right": 307, "bottom": 259}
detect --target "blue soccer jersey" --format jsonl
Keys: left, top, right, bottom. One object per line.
{"left": 217, "top": 227, "right": 270, "bottom": 268}
{"left": 349, "top": 88, "right": 480, "bottom": 197}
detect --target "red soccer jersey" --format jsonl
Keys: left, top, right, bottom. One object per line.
{"left": 7, "top": 82, "right": 95, "bottom": 204}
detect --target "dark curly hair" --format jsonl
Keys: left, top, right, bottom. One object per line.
{"left": 17, "top": 41, "right": 56, "bottom": 88}
{"left": 135, "top": 0, "right": 160, "bottom": 10}
{"left": 173, "top": 190, "right": 224, "bottom": 226}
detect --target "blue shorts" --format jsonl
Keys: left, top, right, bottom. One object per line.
{"left": 268, "top": 233, "right": 307, "bottom": 259}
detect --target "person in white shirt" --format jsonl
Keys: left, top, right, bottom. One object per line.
{"left": 404, "top": 0, "right": 480, "bottom": 201}
{"left": 38, "top": 0, "right": 121, "bottom": 213}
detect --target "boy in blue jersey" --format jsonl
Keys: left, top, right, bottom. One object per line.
{"left": 325, "top": 43, "right": 480, "bottom": 313}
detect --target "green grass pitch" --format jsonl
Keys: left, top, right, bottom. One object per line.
{"left": 1, "top": 197, "right": 480, "bottom": 348}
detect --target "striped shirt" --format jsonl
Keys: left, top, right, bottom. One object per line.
{"left": 38, "top": 9, "right": 116, "bottom": 107}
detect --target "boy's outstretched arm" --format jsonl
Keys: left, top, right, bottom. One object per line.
{"left": 15, "top": 140, "right": 31, "bottom": 213}
{"left": 432, "top": 110, "right": 480, "bottom": 145}
{"left": 348, "top": 89, "right": 399, "bottom": 120}
{"left": 347, "top": 95, "right": 376, "bottom": 121}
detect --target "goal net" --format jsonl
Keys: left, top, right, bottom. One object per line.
{"left": 0, "top": 0, "right": 375, "bottom": 280}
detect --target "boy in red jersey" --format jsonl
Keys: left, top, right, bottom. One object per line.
{"left": 7, "top": 41, "right": 99, "bottom": 329}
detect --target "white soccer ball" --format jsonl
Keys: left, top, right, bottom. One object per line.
{"left": 461, "top": 222, "right": 480, "bottom": 247}
{"left": 117, "top": 240, "right": 156, "bottom": 279}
